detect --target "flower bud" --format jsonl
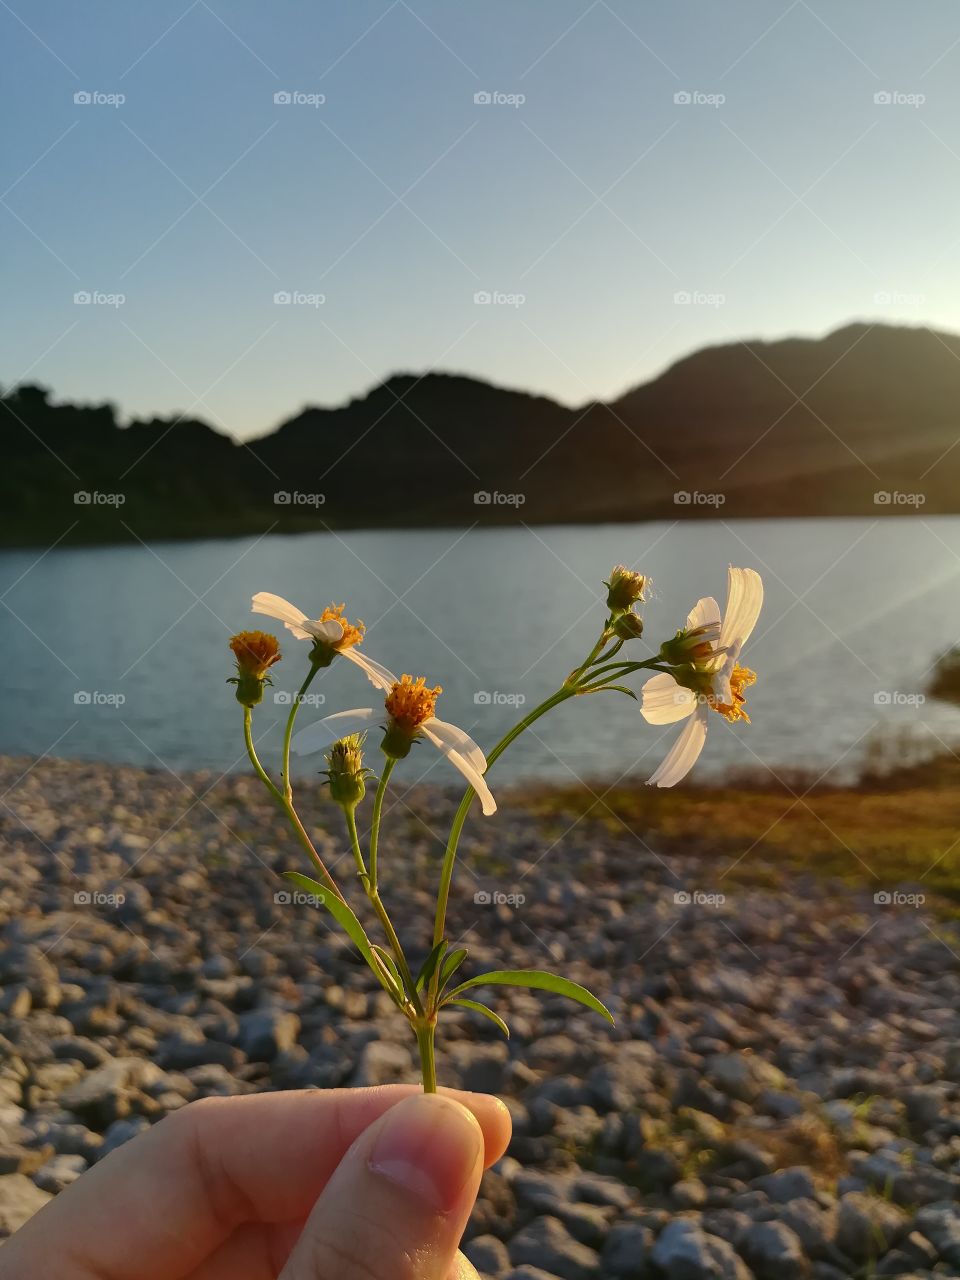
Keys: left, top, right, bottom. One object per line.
{"left": 612, "top": 610, "right": 644, "bottom": 640}
{"left": 228, "top": 631, "right": 281, "bottom": 707}
{"left": 605, "top": 565, "right": 647, "bottom": 613}
{"left": 322, "top": 733, "right": 371, "bottom": 809}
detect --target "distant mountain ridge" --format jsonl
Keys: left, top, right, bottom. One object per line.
{"left": 3, "top": 321, "right": 959, "bottom": 546}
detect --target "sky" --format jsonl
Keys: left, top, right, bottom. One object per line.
{"left": 4, "top": 0, "right": 960, "bottom": 440}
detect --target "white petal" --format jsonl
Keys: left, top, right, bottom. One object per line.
{"left": 719, "top": 568, "right": 763, "bottom": 651}
{"left": 641, "top": 672, "right": 698, "bottom": 725}
{"left": 422, "top": 726, "right": 497, "bottom": 816}
{"left": 252, "top": 592, "right": 314, "bottom": 641}
{"left": 686, "top": 596, "right": 721, "bottom": 632}
{"left": 647, "top": 711, "right": 708, "bottom": 787}
{"left": 306, "top": 618, "right": 345, "bottom": 644}
{"left": 343, "top": 647, "right": 398, "bottom": 693}
{"left": 292, "top": 708, "right": 377, "bottom": 756}
{"left": 424, "top": 717, "right": 488, "bottom": 775}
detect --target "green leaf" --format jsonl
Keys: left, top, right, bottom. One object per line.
{"left": 439, "top": 946, "right": 468, "bottom": 990}
{"left": 283, "top": 873, "right": 401, "bottom": 1001}
{"left": 449, "top": 998, "right": 510, "bottom": 1038}
{"left": 447, "top": 969, "right": 613, "bottom": 1022}
{"left": 370, "top": 944, "right": 405, "bottom": 1006}
{"left": 415, "top": 940, "right": 449, "bottom": 992}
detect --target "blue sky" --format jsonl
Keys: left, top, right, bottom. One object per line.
{"left": 3, "top": 0, "right": 960, "bottom": 438}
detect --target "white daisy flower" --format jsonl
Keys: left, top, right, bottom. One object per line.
{"left": 293, "top": 674, "right": 497, "bottom": 816}
{"left": 251, "top": 593, "right": 396, "bottom": 692}
{"left": 640, "top": 567, "right": 763, "bottom": 787}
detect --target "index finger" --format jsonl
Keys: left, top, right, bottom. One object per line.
{"left": 2, "top": 1085, "right": 512, "bottom": 1280}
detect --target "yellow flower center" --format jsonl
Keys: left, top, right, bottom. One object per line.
{"left": 709, "top": 665, "right": 756, "bottom": 723}
{"left": 385, "top": 675, "right": 441, "bottom": 732}
{"left": 320, "top": 604, "right": 365, "bottom": 650}
{"left": 229, "top": 630, "right": 282, "bottom": 679}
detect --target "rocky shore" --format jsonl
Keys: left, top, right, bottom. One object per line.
{"left": 1, "top": 754, "right": 959, "bottom": 1277}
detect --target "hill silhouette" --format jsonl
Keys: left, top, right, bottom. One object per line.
{"left": 3, "top": 321, "right": 959, "bottom": 546}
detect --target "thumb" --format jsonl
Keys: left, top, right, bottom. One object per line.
{"left": 279, "top": 1092, "right": 484, "bottom": 1280}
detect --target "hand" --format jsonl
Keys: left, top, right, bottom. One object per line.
{"left": 1, "top": 1084, "right": 512, "bottom": 1279}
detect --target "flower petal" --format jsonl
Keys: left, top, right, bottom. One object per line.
{"left": 647, "top": 711, "right": 708, "bottom": 787}
{"left": 292, "top": 708, "right": 377, "bottom": 756}
{"left": 719, "top": 568, "right": 763, "bottom": 651}
{"left": 251, "top": 592, "right": 315, "bottom": 641}
{"left": 641, "top": 672, "right": 698, "bottom": 725}
{"left": 424, "top": 717, "right": 488, "bottom": 775}
{"left": 686, "top": 596, "right": 721, "bottom": 632}
{"left": 343, "top": 647, "right": 398, "bottom": 693}
{"left": 422, "top": 725, "right": 497, "bottom": 815}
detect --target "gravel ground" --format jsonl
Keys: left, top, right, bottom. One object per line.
{"left": 1, "top": 754, "right": 959, "bottom": 1278}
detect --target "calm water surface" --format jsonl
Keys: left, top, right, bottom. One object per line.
{"left": 2, "top": 518, "right": 959, "bottom": 786}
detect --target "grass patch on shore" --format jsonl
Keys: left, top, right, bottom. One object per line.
{"left": 512, "top": 749, "right": 960, "bottom": 904}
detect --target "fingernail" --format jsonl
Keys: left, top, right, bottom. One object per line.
{"left": 368, "top": 1094, "right": 482, "bottom": 1213}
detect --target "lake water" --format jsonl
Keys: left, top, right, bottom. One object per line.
{"left": 2, "top": 518, "right": 960, "bottom": 788}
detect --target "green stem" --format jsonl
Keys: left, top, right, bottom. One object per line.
{"left": 564, "top": 624, "right": 613, "bottom": 687}
{"left": 429, "top": 686, "right": 576, "bottom": 990}
{"left": 281, "top": 664, "right": 319, "bottom": 800}
{"left": 368, "top": 757, "right": 395, "bottom": 893}
{"left": 243, "top": 706, "right": 344, "bottom": 903}
{"left": 345, "top": 804, "right": 421, "bottom": 1014}
{"left": 415, "top": 1018, "right": 437, "bottom": 1093}
{"left": 243, "top": 707, "right": 283, "bottom": 802}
